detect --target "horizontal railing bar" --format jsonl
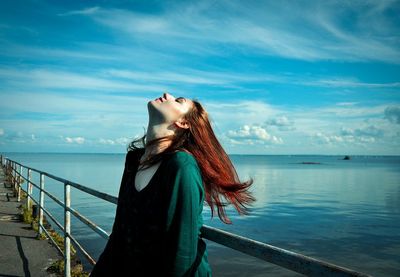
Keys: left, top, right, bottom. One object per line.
{"left": 201, "top": 225, "right": 372, "bottom": 277}
{"left": 15, "top": 171, "right": 28, "bottom": 183}
{"left": 10, "top": 160, "right": 117, "bottom": 204}
{"left": 16, "top": 170, "right": 109, "bottom": 238}
{"left": 15, "top": 170, "right": 65, "bottom": 222}
{"left": 67, "top": 182, "right": 117, "bottom": 205}
{"left": 18, "top": 178, "right": 96, "bottom": 267}
{"left": 15, "top": 168, "right": 109, "bottom": 240}
{"left": 42, "top": 189, "right": 65, "bottom": 209}
{"left": 14, "top": 171, "right": 66, "bottom": 213}
{"left": 39, "top": 222, "right": 64, "bottom": 257}
{"left": 16, "top": 172, "right": 41, "bottom": 191}
{"left": 67, "top": 206, "right": 109, "bottom": 240}
{"left": 23, "top": 189, "right": 65, "bottom": 233}
{"left": 67, "top": 232, "right": 96, "bottom": 265}
{"left": 38, "top": 204, "right": 65, "bottom": 234}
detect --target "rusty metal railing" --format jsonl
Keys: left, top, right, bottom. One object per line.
{"left": 0, "top": 154, "right": 373, "bottom": 277}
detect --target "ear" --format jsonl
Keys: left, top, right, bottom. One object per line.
{"left": 174, "top": 119, "right": 190, "bottom": 129}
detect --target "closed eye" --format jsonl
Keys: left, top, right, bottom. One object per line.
{"left": 176, "top": 97, "right": 186, "bottom": 103}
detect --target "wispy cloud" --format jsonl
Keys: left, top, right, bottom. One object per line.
{"left": 65, "top": 1, "right": 400, "bottom": 63}
{"left": 0, "top": 68, "right": 166, "bottom": 92}
{"left": 58, "top": 6, "right": 100, "bottom": 17}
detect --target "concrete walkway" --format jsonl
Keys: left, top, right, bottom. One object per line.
{"left": 0, "top": 166, "right": 62, "bottom": 277}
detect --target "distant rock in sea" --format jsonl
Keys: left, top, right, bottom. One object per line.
{"left": 343, "top": 155, "right": 351, "bottom": 160}
{"left": 298, "top": 162, "right": 321, "bottom": 164}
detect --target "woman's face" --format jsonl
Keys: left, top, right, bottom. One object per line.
{"left": 148, "top": 92, "right": 193, "bottom": 127}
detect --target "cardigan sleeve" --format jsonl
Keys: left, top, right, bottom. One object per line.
{"left": 164, "top": 153, "right": 204, "bottom": 276}
{"left": 90, "top": 150, "right": 136, "bottom": 276}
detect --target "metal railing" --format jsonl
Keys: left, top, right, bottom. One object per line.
{"left": 0, "top": 154, "right": 373, "bottom": 277}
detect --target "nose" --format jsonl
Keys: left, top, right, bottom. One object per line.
{"left": 163, "top": 92, "right": 173, "bottom": 100}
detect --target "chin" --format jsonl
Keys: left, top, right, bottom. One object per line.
{"left": 147, "top": 101, "right": 159, "bottom": 113}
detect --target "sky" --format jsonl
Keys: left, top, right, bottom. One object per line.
{"left": 0, "top": 0, "right": 399, "bottom": 155}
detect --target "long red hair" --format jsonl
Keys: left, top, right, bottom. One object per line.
{"left": 128, "top": 99, "right": 256, "bottom": 224}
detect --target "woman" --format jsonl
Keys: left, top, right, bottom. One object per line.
{"left": 90, "top": 92, "right": 256, "bottom": 276}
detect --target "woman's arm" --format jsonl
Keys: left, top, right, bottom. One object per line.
{"left": 90, "top": 150, "right": 136, "bottom": 276}
{"left": 164, "top": 154, "right": 204, "bottom": 276}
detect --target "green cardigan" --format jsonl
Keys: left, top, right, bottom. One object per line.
{"left": 164, "top": 151, "right": 212, "bottom": 276}
{"left": 90, "top": 149, "right": 212, "bottom": 276}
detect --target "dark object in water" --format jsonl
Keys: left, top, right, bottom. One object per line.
{"left": 298, "top": 162, "right": 321, "bottom": 164}
{"left": 343, "top": 155, "right": 351, "bottom": 160}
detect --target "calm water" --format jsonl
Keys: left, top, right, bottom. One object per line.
{"left": 3, "top": 153, "right": 400, "bottom": 277}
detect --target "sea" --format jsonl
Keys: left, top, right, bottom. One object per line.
{"left": 2, "top": 153, "right": 399, "bottom": 277}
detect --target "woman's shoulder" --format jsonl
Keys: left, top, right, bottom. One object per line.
{"left": 125, "top": 148, "right": 145, "bottom": 165}
{"left": 168, "top": 150, "right": 199, "bottom": 169}
{"left": 125, "top": 148, "right": 198, "bottom": 169}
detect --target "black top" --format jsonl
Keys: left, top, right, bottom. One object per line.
{"left": 89, "top": 148, "right": 212, "bottom": 276}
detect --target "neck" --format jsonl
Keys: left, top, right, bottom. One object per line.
{"left": 142, "top": 121, "right": 175, "bottom": 160}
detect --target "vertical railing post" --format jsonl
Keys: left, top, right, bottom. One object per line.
{"left": 64, "top": 182, "right": 71, "bottom": 277}
{"left": 13, "top": 162, "right": 17, "bottom": 195}
{"left": 11, "top": 161, "right": 14, "bottom": 187}
{"left": 27, "top": 168, "right": 32, "bottom": 210}
{"left": 12, "top": 162, "right": 16, "bottom": 193}
{"left": 10, "top": 161, "right": 13, "bottom": 187}
{"left": 39, "top": 173, "right": 45, "bottom": 236}
{"left": 17, "top": 165, "right": 22, "bottom": 202}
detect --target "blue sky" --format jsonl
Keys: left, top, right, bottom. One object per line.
{"left": 0, "top": 0, "right": 399, "bottom": 155}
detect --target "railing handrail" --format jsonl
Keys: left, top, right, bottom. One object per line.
{"left": 0, "top": 155, "right": 374, "bottom": 277}
{"left": 9, "top": 159, "right": 118, "bottom": 204}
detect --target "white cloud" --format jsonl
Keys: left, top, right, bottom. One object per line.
{"left": 99, "top": 138, "right": 116, "bottom": 145}
{"left": 99, "top": 137, "right": 131, "bottom": 146}
{"left": 227, "top": 124, "right": 283, "bottom": 145}
{"left": 340, "top": 125, "right": 384, "bottom": 138}
{"left": 336, "top": 102, "right": 358, "bottom": 106}
{"left": 0, "top": 131, "right": 36, "bottom": 144}
{"left": 115, "top": 137, "right": 131, "bottom": 145}
{"left": 312, "top": 123, "right": 386, "bottom": 146}
{"left": 63, "top": 136, "right": 85, "bottom": 144}
{"left": 314, "top": 132, "right": 346, "bottom": 144}
{"left": 310, "top": 104, "right": 389, "bottom": 118}
{"left": 263, "top": 116, "right": 296, "bottom": 131}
